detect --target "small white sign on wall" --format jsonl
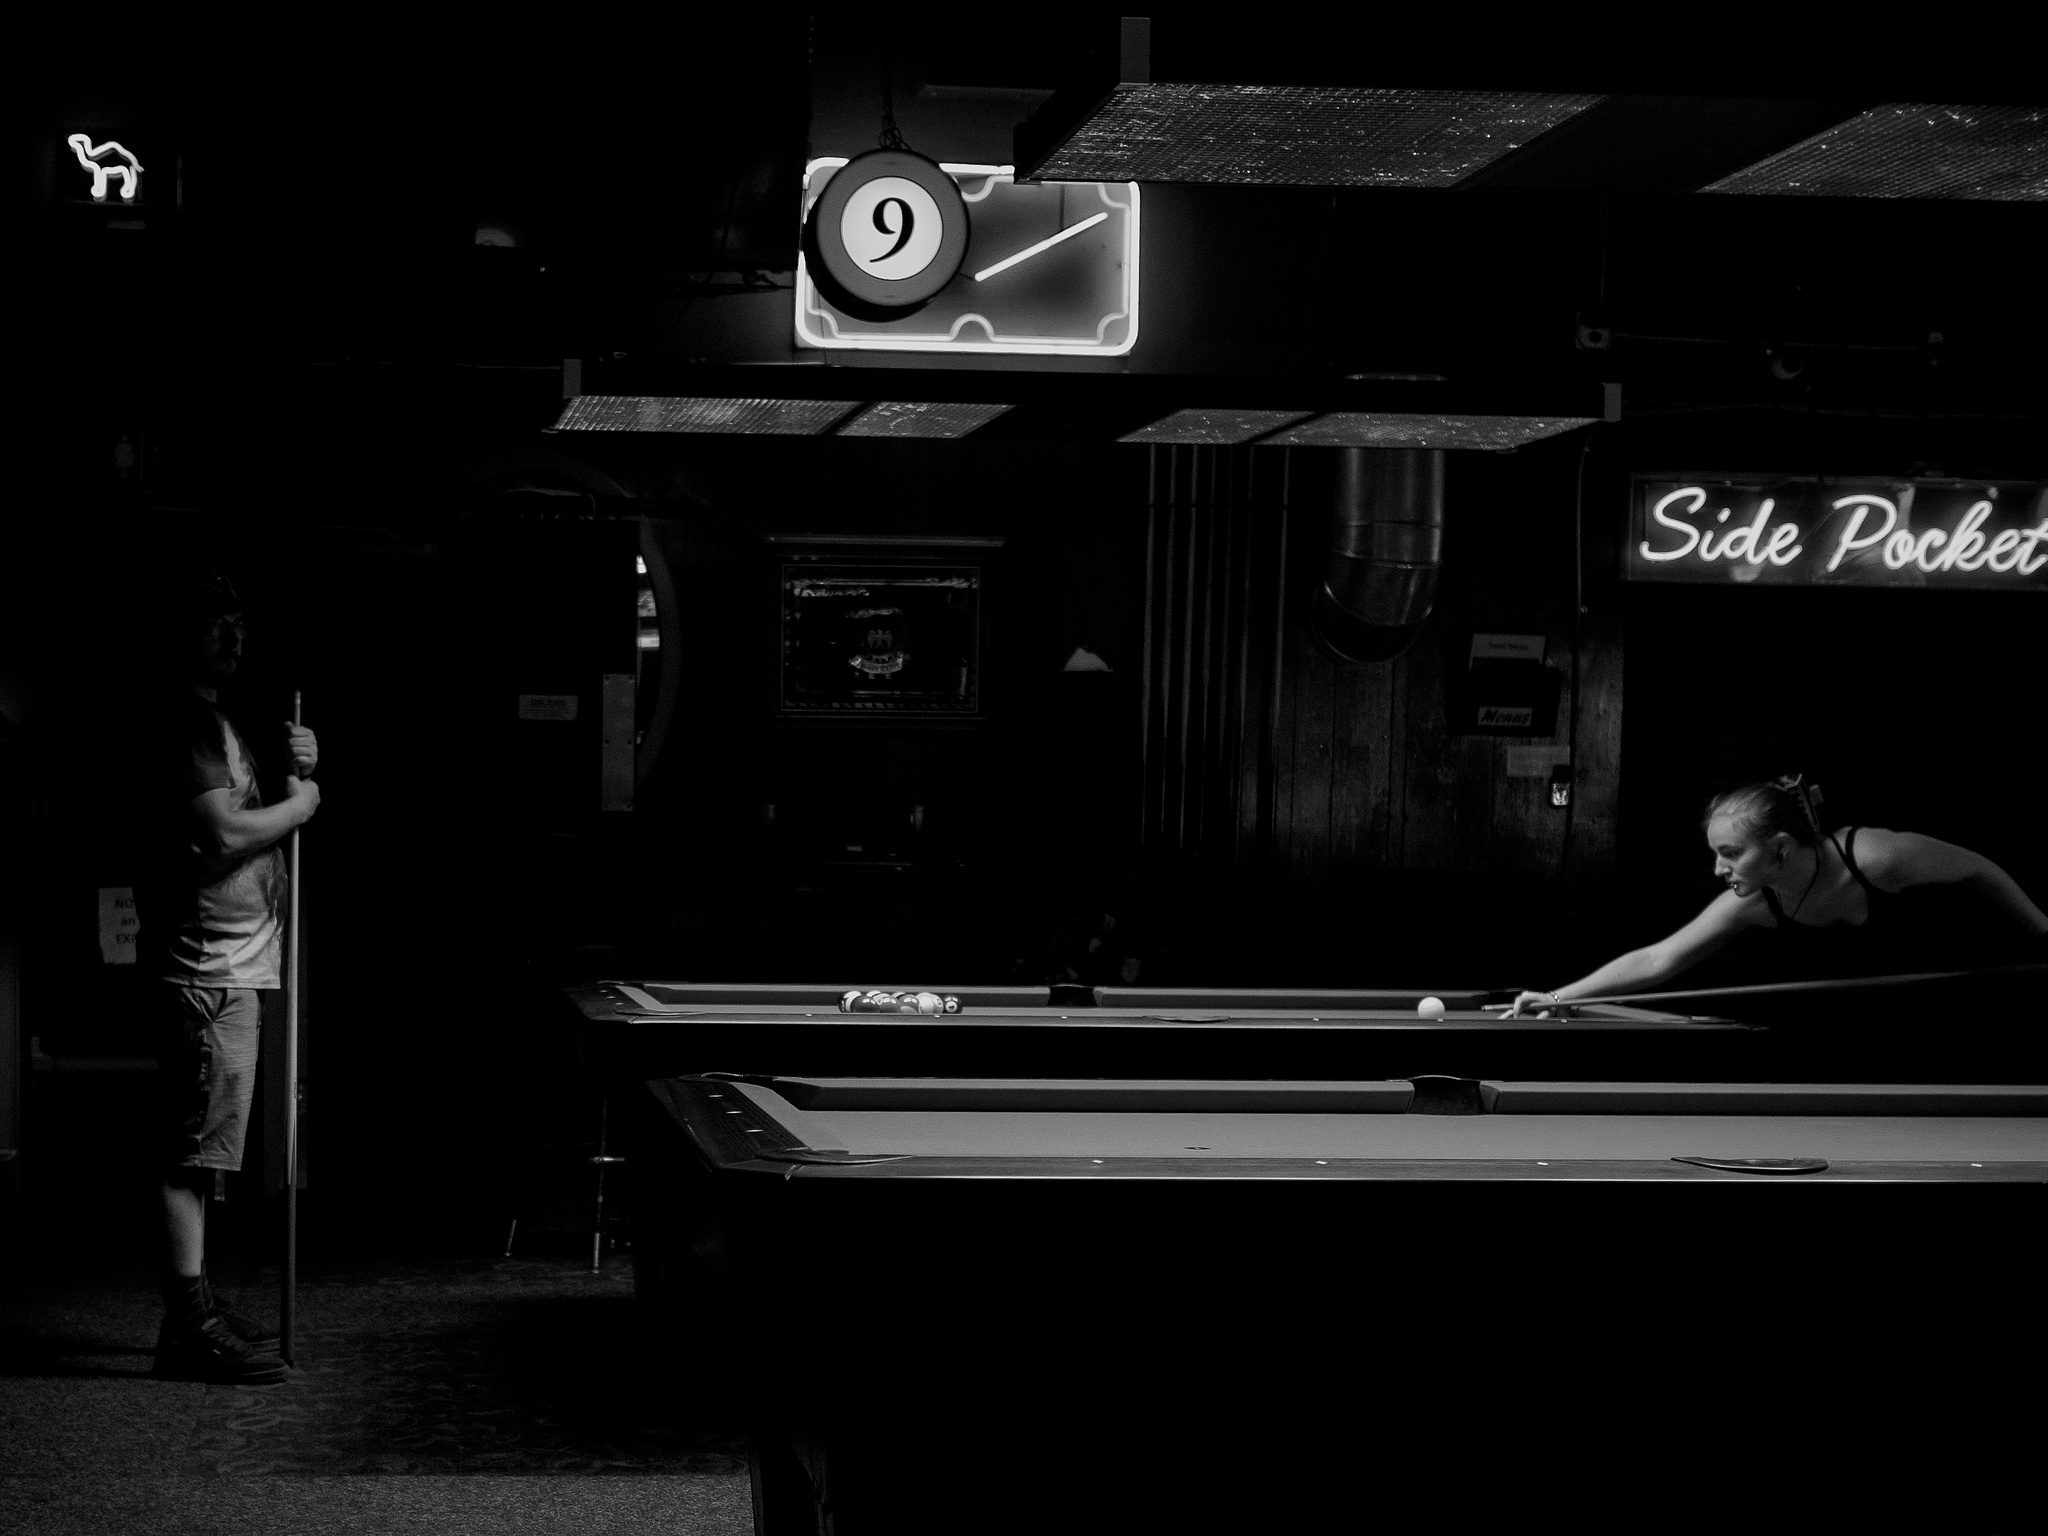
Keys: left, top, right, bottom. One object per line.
{"left": 517, "top": 695, "right": 579, "bottom": 722}
{"left": 98, "top": 886, "right": 139, "bottom": 965}
{"left": 1470, "top": 633, "right": 1547, "bottom": 665}
{"left": 1505, "top": 746, "right": 1571, "bottom": 779}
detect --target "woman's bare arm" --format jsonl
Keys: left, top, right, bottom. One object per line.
{"left": 1851, "top": 828, "right": 2048, "bottom": 936}
{"left": 1508, "top": 889, "right": 1771, "bottom": 1014}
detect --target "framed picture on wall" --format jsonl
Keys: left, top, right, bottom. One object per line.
{"left": 769, "top": 536, "right": 1003, "bottom": 723}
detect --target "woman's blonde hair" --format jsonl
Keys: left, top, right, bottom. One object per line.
{"left": 1704, "top": 775, "right": 1826, "bottom": 848}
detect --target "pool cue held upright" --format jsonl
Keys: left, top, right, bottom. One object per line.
{"left": 282, "top": 690, "right": 303, "bottom": 1366}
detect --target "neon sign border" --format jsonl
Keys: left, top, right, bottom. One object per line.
{"left": 793, "top": 159, "right": 1141, "bottom": 358}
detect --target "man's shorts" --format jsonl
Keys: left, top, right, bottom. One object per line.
{"left": 153, "top": 983, "right": 262, "bottom": 1172}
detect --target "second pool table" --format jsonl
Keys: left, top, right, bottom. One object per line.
{"left": 629, "top": 1072, "right": 2046, "bottom": 1534}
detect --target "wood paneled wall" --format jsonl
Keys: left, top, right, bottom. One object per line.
{"left": 1136, "top": 446, "right": 1287, "bottom": 861}
{"left": 1138, "top": 444, "right": 1622, "bottom": 879}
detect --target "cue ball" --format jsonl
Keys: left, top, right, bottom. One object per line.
{"left": 1417, "top": 996, "right": 1447, "bottom": 1020}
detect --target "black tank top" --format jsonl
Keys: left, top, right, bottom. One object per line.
{"left": 1755, "top": 826, "right": 2027, "bottom": 979}
{"left": 1760, "top": 828, "right": 1894, "bottom": 959}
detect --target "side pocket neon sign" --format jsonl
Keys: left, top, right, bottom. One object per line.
{"left": 1629, "top": 477, "right": 2048, "bottom": 589}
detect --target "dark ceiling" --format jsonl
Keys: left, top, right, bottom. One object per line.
{"left": 11, "top": 12, "right": 2046, "bottom": 457}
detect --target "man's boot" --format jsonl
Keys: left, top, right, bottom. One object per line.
{"left": 153, "top": 1274, "right": 287, "bottom": 1385}
{"left": 202, "top": 1271, "right": 282, "bottom": 1351}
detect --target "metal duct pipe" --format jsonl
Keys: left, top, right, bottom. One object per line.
{"left": 1308, "top": 447, "right": 1445, "bottom": 663}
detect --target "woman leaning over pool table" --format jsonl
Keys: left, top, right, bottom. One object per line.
{"left": 1507, "top": 776, "right": 2048, "bottom": 1017}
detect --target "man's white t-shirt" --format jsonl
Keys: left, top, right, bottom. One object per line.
{"left": 140, "top": 697, "right": 286, "bottom": 989}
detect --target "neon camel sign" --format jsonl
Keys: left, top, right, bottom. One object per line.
{"left": 1629, "top": 477, "right": 2048, "bottom": 590}
{"left": 66, "top": 135, "right": 144, "bottom": 202}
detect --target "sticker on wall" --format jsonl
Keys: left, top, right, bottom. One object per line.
{"left": 517, "top": 695, "right": 579, "bottom": 721}
{"left": 98, "top": 886, "right": 139, "bottom": 965}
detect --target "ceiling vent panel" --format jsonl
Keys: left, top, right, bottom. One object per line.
{"left": 1260, "top": 413, "right": 1595, "bottom": 450}
{"left": 552, "top": 397, "right": 862, "bottom": 434}
{"left": 1119, "top": 408, "right": 1314, "bottom": 444}
{"left": 1031, "top": 85, "right": 1603, "bottom": 186}
{"left": 1705, "top": 103, "right": 2048, "bottom": 200}
{"left": 835, "top": 402, "right": 1013, "bottom": 439}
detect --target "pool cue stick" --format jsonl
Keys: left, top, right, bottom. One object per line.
{"left": 281, "top": 690, "right": 303, "bottom": 1366}
{"left": 1486, "top": 961, "right": 2048, "bottom": 1013}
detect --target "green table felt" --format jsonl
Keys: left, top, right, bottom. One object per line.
{"left": 726, "top": 1083, "right": 2048, "bottom": 1163}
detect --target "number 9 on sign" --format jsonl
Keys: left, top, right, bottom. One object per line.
{"left": 803, "top": 149, "right": 969, "bottom": 321}
{"left": 842, "top": 178, "right": 943, "bottom": 279}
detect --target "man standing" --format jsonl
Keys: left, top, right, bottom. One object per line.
{"left": 137, "top": 573, "right": 319, "bottom": 1384}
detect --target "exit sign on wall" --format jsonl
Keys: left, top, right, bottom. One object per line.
{"left": 1627, "top": 477, "right": 2048, "bottom": 590}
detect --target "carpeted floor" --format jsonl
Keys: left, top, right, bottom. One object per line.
{"left": 0, "top": 1250, "right": 755, "bottom": 1536}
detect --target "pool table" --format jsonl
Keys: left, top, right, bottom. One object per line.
{"left": 563, "top": 980, "right": 1758, "bottom": 1085}
{"left": 630, "top": 1073, "right": 2047, "bottom": 1533}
